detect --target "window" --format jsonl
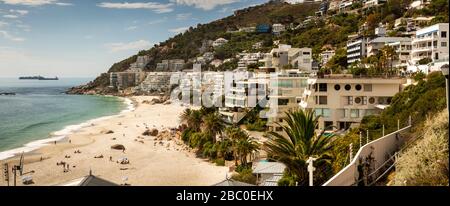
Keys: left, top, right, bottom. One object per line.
{"left": 334, "top": 84, "right": 341, "bottom": 91}
{"left": 442, "top": 42, "right": 447, "bottom": 47}
{"left": 442, "top": 31, "right": 447, "bottom": 38}
{"left": 278, "top": 99, "right": 289, "bottom": 106}
{"left": 362, "top": 96, "right": 367, "bottom": 105}
{"left": 345, "top": 84, "right": 351, "bottom": 91}
{"left": 355, "top": 84, "right": 362, "bottom": 91}
{"left": 315, "top": 108, "right": 330, "bottom": 118}
{"left": 364, "top": 84, "right": 372, "bottom": 91}
{"left": 355, "top": 97, "right": 361, "bottom": 104}
{"left": 318, "top": 83, "right": 327, "bottom": 92}
{"left": 318, "top": 96, "right": 328, "bottom": 105}
{"left": 350, "top": 109, "right": 359, "bottom": 118}
{"left": 347, "top": 96, "right": 353, "bottom": 105}
{"left": 435, "top": 53, "right": 439, "bottom": 60}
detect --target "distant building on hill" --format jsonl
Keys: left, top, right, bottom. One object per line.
{"left": 212, "top": 38, "right": 229, "bottom": 47}
{"left": 156, "top": 59, "right": 185, "bottom": 71}
{"left": 272, "top": 23, "right": 285, "bottom": 35}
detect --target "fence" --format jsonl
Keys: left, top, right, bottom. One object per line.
{"left": 323, "top": 125, "right": 412, "bottom": 186}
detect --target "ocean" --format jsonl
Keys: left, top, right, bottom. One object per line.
{"left": 0, "top": 78, "right": 129, "bottom": 160}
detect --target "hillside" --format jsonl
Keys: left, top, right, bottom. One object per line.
{"left": 67, "top": 1, "right": 321, "bottom": 94}
{"left": 68, "top": 0, "right": 449, "bottom": 94}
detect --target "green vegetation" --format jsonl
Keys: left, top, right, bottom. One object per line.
{"left": 231, "top": 166, "right": 257, "bottom": 185}
{"left": 179, "top": 108, "right": 259, "bottom": 168}
{"left": 263, "top": 109, "right": 334, "bottom": 186}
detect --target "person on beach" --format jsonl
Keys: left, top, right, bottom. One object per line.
{"left": 110, "top": 156, "right": 113, "bottom": 161}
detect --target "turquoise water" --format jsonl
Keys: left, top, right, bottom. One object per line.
{"left": 0, "top": 78, "right": 126, "bottom": 159}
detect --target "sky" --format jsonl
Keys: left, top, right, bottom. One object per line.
{"left": 0, "top": 0, "right": 268, "bottom": 78}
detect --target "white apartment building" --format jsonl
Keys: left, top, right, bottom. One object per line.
{"left": 411, "top": 23, "right": 449, "bottom": 65}
{"left": 137, "top": 72, "right": 172, "bottom": 93}
{"left": 213, "top": 38, "right": 229, "bottom": 47}
{"left": 156, "top": 59, "right": 185, "bottom": 71}
{"left": 129, "top": 55, "right": 150, "bottom": 72}
{"left": 320, "top": 50, "right": 335, "bottom": 66}
{"left": 239, "top": 27, "right": 256, "bottom": 33}
{"left": 266, "top": 70, "right": 309, "bottom": 131}
{"left": 264, "top": 44, "right": 312, "bottom": 71}
{"left": 364, "top": 0, "right": 387, "bottom": 8}
{"left": 347, "top": 34, "right": 369, "bottom": 64}
{"left": 367, "top": 37, "right": 411, "bottom": 57}
{"left": 299, "top": 74, "right": 407, "bottom": 130}
{"left": 272, "top": 24, "right": 286, "bottom": 35}
{"left": 386, "top": 40, "right": 413, "bottom": 68}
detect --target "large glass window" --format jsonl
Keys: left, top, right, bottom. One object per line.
{"left": 350, "top": 109, "right": 359, "bottom": 118}
{"left": 315, "top": 108, "right": 330, "bottom": 118}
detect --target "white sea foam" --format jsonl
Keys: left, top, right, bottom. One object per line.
{"left": 0, "top": 97, "right": 135, "bottom": 161}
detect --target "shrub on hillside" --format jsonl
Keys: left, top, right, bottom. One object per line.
{"left": 392, "top": 110, "right": 449, "bottom": 186}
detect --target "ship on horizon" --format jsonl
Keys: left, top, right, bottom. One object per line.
{"left": 19, "top": 75, "right": 59, "bottom": 80}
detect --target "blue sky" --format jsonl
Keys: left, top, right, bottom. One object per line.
{"left": 0, "top": 0, "right": 267, "bottom": 78}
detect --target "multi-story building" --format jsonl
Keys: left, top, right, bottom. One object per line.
{"left": 129, "top": 55, "right": 150, "bottom": 72}
{"left": 299, "top": 74, "right": 407, "bottom": 130}
{"left": 110, "top": 71, "right": 145, "bottom": 90}
{"left": 320, "top": 50, "right": 335, "bottom": 67}
{"left": 386, "top": 39, "right": 413, "bottom": 68}
{"left": 410, "top": 23, "right": 449, "bottom": 65}
{"left": 239, "top": 27, "right": 256, "bottom": 33}
{"left": 347, "top": 34, "right": 369, "bottom": 64}
{"left": 221, "top": 72, "right": 269, "bottom": 124}
{"left": 367, "top": 37, "right": 411, "bottom": 57}
{"left": 264, "top": 44, "right": 312, "bottom": 71}
{"left": 137, "top": 72, "right": 172, "bottom": 93}
{"left": 272, "top": 23, "right": 286, "bottom": 35}
{"left": 156, "top": 59, "right": 185, "bottom": 71}
{"left": 364, "top": 0, "right": 387, "bottom": 8}
{"left": 266, "top": 70, "right": 309, "bottom": 131}
{"left": 212, "top": 38, "right": 229, "bottom": 47}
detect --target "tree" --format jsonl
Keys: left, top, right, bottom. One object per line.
{"left": 263, "top": 109, "right": 335, "bottom": 185}
{"left": 202, "top": 112, "right": 225, "bottom": 143}
{"left": 225, "top": 127, "right": 260, "bottom": 167}
{"left": 179, "top": 109, "right": 203, "bottom": 132}
{"left": 380, "top": 45, "right": 397, "bottom": 75}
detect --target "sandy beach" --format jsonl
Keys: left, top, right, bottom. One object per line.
{"left": 0, "top": 96, "right": 229, "bottom": 186}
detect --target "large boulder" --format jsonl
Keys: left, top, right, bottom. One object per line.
{"left": 110, "top": 144, "right": 125, "bottom": 150}
{"left": 143, "top": 128, "right": 158, "bottom": 136}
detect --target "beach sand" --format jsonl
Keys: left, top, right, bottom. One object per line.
{"left": 0, "top": 96, "right": 228, "bottom": 186}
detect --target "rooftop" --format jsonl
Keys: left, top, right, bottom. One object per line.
{"left": 253, "top": 161, "right": 286, "bottom": 174}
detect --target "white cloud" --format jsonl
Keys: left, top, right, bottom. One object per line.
{"left": 176, "top": 13, "right": 192, "bottom": 20}
{"left": 0, "top": 0, "right": 72, "bottom": 6}
{"left": 9, "top": 9, "right": 29, "bottom": 15}
{"left": 0, "top": 21, "right": 9, "bottom": 28}
{"left": 3, "top": 15, "right": 19, "bottom": 19}
{"left": 0, "top": 30, "right": 25, "bottom": 41}
{"left": 125, "top": 25, "right": 138, "bottom": 31}
{"left": 169, "top": 26, "right": 189, "bottom": 34}
{"left": 97, "top": 2, "right": 174, "bottom": 13}
{"left": 105, "top": 40, "right": 152, "bottom": 53}
{"left": 170, "top": 0, "right": 239, "bottom": 10}
{"left": 17, "top": 24, "right": 31, "bottom": 32}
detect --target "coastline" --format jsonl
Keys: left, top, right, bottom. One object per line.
{"left": 0, "top": 96, "right": 134, "bottom": 161}
{"left": 0, "top": 96, "right": 228, "bottom": 186}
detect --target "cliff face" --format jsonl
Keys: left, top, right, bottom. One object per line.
{"left": 66, "top": 1, "right": 320, "bottom": 95}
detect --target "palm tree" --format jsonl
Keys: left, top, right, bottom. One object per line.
{"left": 202, "top": 112, "right": 225, "bottom": 142}
{"left": 179, "top": 108, "right": 202, "bottom": 132}
{"left": 263, "top": 109, "right": 334, "bottom": 185}
{"left": 225, "top": 127, "right": 260, "bottom": 166}
{"left": 236, "top": 134, "right": 260, "bottom": 166}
